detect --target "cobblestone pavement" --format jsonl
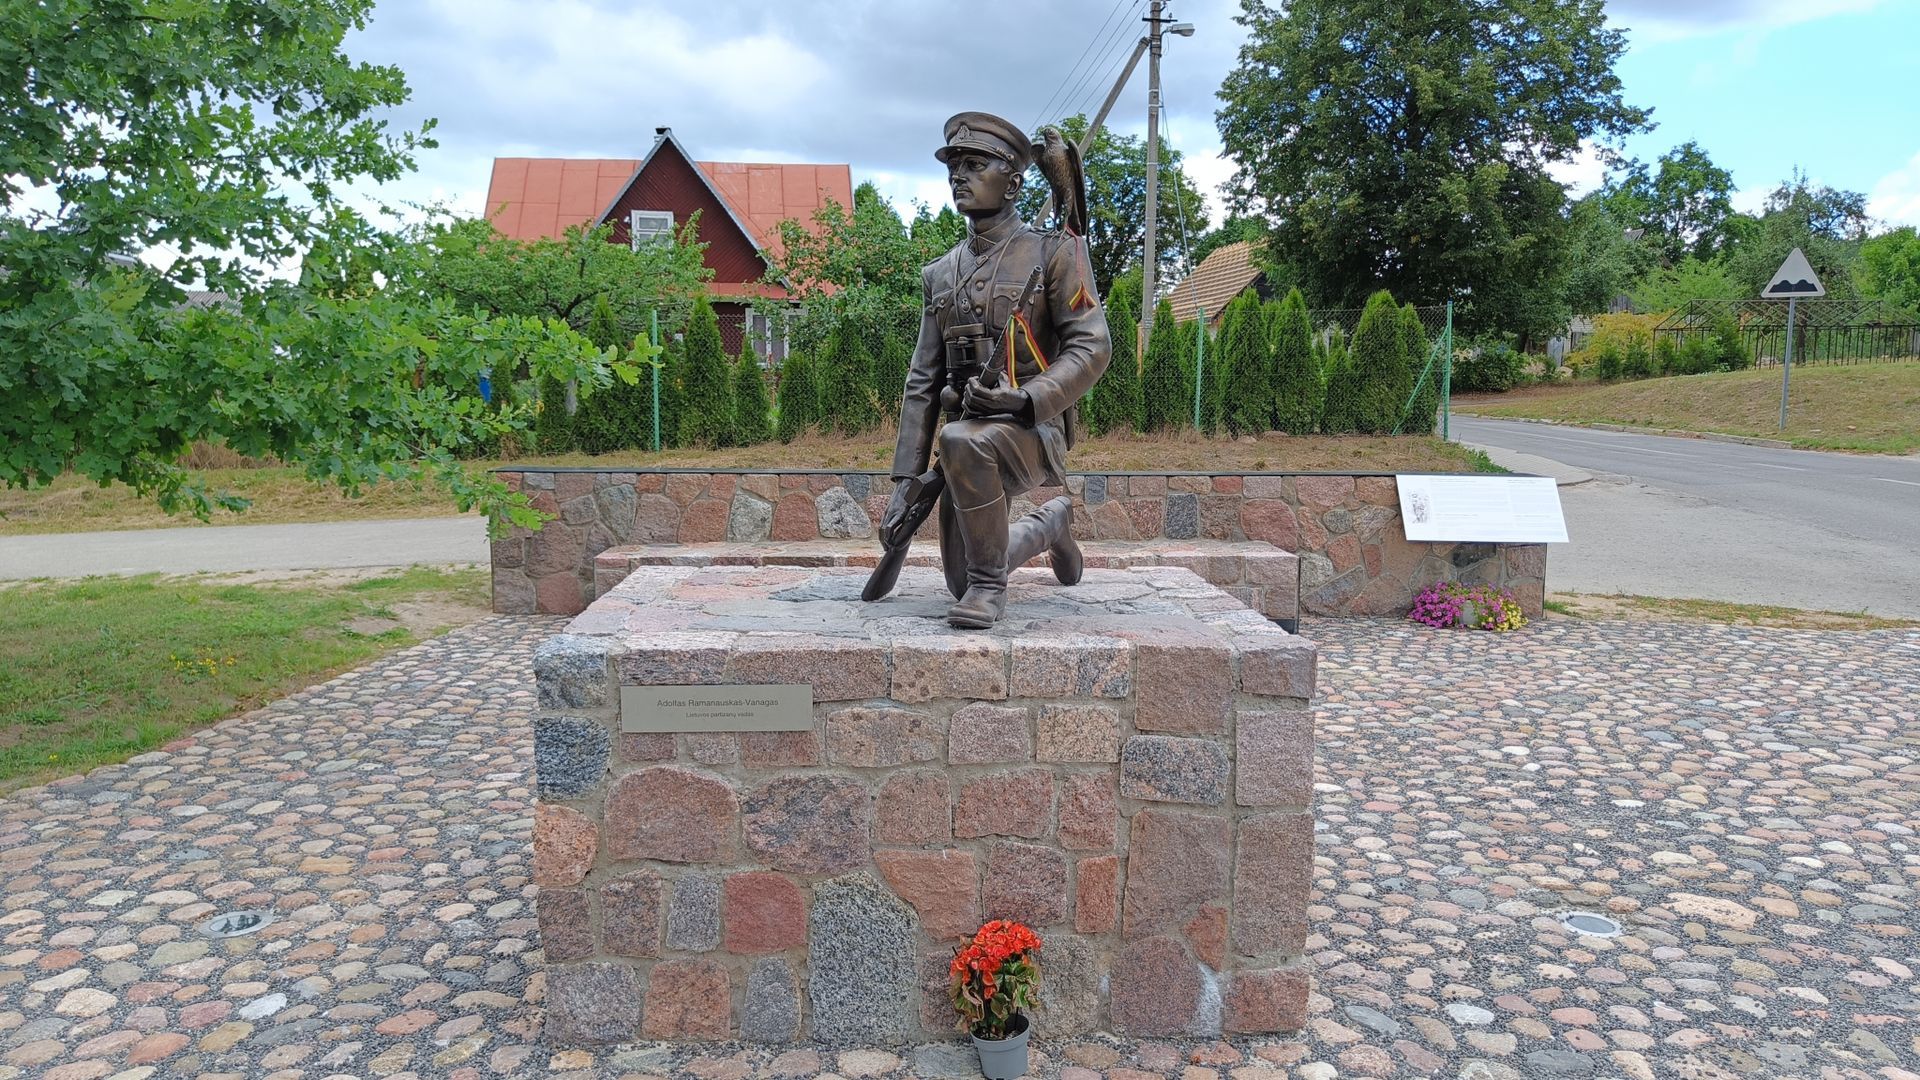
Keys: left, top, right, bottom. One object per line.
{"left": 1, "top": 616, "right": 1916, "bottom": 1080}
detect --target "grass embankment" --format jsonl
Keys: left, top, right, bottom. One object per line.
{"left": 1, "top": 431, "right": 1498, "bottom": 535}
{"left": 514, "top": 428, "right": 1500, "bottom": 474}
{"left": 0, "top": 566, "right": 489, "bottom": 790}
{"left": 1455, "top": 361, "right": 1920, "bottom": 454}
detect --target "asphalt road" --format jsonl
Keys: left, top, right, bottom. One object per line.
{"left": 1454, "top": 416, "right": 1920, "bottom": 618}
{"left": 0, "top": 516, "right": 486, "bottom": 580}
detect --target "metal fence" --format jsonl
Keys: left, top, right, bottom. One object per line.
{"left": 540, "top": 296, "right": 1458, "bottom": 453}
{"left": 1655, "top": 298, "right": 1920, "bottom": 367}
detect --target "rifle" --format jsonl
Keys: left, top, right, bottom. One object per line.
{"left": 860, "top": 466, "right": 945, "bottom": 601}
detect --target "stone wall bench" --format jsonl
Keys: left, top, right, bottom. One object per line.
{"left": 490, "top": 468, "right": 1549, "bottom": 621}
{"left": 533, "top": 564, "right": 1316, "bottom": 1046}
{"left": 592, "top": 539, "right": 1303, "bottom": 632}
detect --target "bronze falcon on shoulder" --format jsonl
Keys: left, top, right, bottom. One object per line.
{"left": 1035, "top": 125, "right": 1087, "bottom": 236}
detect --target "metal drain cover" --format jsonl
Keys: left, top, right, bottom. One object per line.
{"left": 1558, "top": 911, "right": 1623, "bottom": 938}
{"left": 199, "top": 909, "right": 273, "bottom": 938}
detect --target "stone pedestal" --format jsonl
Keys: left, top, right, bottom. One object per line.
{"left": 533, "top": 565, "right": 1316, "bottom": 1045}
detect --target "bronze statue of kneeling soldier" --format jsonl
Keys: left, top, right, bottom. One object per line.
{"left": 862, "top": 111, "right": 1112, "bottom": 628}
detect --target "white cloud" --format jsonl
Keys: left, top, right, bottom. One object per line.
{"left": 338, "top": 0, "right": 1246, "bottom": 226}
{"left": 1547, "top": 141, "right": 1610, "bottom": 197}
{"left": 1608, "top": 0, "right": 1884, "bottom": 44}
{"left": 1178, "top": 150, "right": 1235, "bottom": 230}
{"left": 1730, "top": 184, "right": 1771, "bottom": 216}
{"left": 1868, "top": 149, "right": 1920, "bottom": 228}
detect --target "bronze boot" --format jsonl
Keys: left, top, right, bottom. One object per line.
{"left": 1041, "top": 496, "right": 1083, "bottom": 585}
{"left": 947, "top": 498, "right": 1010, "bottom": 629}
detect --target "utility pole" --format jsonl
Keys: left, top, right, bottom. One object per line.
{"left": 1138, "top": 0, "right": 1166, "bottom": 360}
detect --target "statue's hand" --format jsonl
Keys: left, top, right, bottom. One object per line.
{"left": 961, "top": 377, "right": 1029, "bottom": 421}
{"left": 883, "top": 482, "right": 914, "bottom": 533}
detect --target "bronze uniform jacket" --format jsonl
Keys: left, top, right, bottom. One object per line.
{"left": 891, "top": 222, "right": 1112, "bottom": 484}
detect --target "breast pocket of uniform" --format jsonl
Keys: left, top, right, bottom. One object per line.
{"left": 989, "top": 282, "right": 1031, "bottom": 331}
{"left": 928, "top": 288, "right": 956, "bottom": 323}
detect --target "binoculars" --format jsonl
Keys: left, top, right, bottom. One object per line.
{"left": 941, "top": 322, "right": 995, "bottom": 416}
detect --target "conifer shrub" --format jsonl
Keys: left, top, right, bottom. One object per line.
{"left": 1086, "top": 291, "right": 1140, "bottom": 435}
{"left": 679, "top": 295, "right": 734, "bottom": 448}
{"left": 731, "top": 340, "right": 773, "bottom": 446}
{"left": 1140, "top": 300, "right": 1187, "bottom": 431}
{"left": 1400, "top": 303, "right": 1438, "bottom": 434}
{"left": 774, "top": 349, "right": 820, "bottom": 443}
{"left": 1219, "top": 290, "right": 1271, "bottom": 436}
{"left": 1268, "top": 289, "right": 1322, "bottom": 434}
{"left": 1325, "top": 290, "right": 1408, "bottom": 434}
{"left": 534, "top": 373, "right": 574, "bottom": 453}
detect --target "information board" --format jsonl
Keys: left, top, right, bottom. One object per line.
{"left": 620, "top": 684, "right": 813, "bottom": 733}
{"left": 1394, "top": 475, "right": 1569, "bottom": 543}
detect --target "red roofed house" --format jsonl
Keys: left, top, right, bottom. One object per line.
{"left": 482, "top": 126, "right": 853, "bottom": 357}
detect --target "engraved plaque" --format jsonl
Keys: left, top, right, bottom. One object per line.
{"left": 619, "top": 684, "right": 813, "bottom": 733}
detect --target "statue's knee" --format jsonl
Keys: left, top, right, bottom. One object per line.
{"left": 937, "top": 421, "right": 986, "bottom": 462}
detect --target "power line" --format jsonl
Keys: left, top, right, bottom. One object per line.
{"left": 1030, "top": 0, "right": 1135, "bottom": 131}
{"left": 1156, "top": 93, "right": 1201, "bottom": 317}
{"left": 1066, "top": 20, "right": 1141, "bottom": 123}
{"left": 1046, "top": 0, "right": 1146, "bottom": 129}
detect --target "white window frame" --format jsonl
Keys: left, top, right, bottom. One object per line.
{"left": 629, "top": 209, "right": 674, "bottom": 249}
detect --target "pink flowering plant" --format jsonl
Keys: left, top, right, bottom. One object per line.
{"left": 1408, "top": 581, "right": 1528, "bottom": 631}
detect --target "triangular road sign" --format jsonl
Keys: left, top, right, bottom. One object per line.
{"left": 1763, "top": 247, "right": 1825, "bottom": 299}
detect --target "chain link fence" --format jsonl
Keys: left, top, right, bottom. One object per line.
{"left": 532, "top": 293, "right": 1456, "bottom": 454}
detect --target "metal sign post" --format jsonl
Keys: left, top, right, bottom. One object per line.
{"left": 1762, "top": 248, "right": 1824, "bottom": 432}
{"left": 1780, "top": 295, "right": 1796, "bottom": 431}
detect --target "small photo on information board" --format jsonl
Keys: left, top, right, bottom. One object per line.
{"left": 1395, "top": 475, "right": 1568, "bottom": 543}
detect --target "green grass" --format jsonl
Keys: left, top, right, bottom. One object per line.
{"left": 1541, "top": 598, "right": 1578, "bottom": 617}
{"left": 1456, "top": 362, "right": 1920, "bottom": 453}
{"left": 0, "top": 567, "right": 487, "bottom": 788}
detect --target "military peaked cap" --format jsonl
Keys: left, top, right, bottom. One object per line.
{"left": 935, "top": 111, "right": 1036, "bottom": 173}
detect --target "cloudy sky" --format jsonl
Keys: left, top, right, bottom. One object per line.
{"left": 343, "top": 0, "right": 1920, "bottom": 233}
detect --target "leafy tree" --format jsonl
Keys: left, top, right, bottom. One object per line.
{"left": 774, "top": 350, "right": 820, "bottom": 443}
{"left": 1218, "top": 0, "right": 1649, "bottom": 342}
{"left": 1629, "top": 256, "right": 1743, "bottom": 313}
{"left": 1268, "top": 290, "right": 1322, "bottom": 434}
{"left": 1601, "top": 142, "right": 1737, "bottom": 263}
{"left": 419, "top": 215, "right": 709, "bottom": 346}
{"left": 1726, "top": 172, "right": 1870, "bottom": 299}
{"left": 1400, "top": 304, "right": 1438, "bottom": 435}
{"left": 1861, "top": 226, "right": 1920, "bottom": 315}
{"left": 1016, "top": 115, "right": 1209, "bottom": 297}
{"left": 1219, "top": 291, "right": 1270, "bottom": 435}
{"left": 0, "top": 0, "right": 608, "bottom": 527}
{"left": 1324, "top": 291, "right": 1407, "bottom": 434}
{"left": 761, "top": 184, "right": 947, "bottom": 363}
{"left": 909, "top": 204, "right": 967, "bottom": 254}
{"left": 679, "top": 295, "right": 733, "bottom": 447}
{"left": 1190, "top": 214, "right": 1270, "bottom": 269}
{"left": 1563, "top": 193, "right": 1658, "bottom": 316}
{"left": 1140, "top": 300, "right": 1188, "bottom": 431}
{"left": 731, "top": 342, "right": 773, "bottom": 446}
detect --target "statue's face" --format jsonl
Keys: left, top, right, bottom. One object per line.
{"left": 948, "top": 152, "right": 1020, "bottom": 217}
